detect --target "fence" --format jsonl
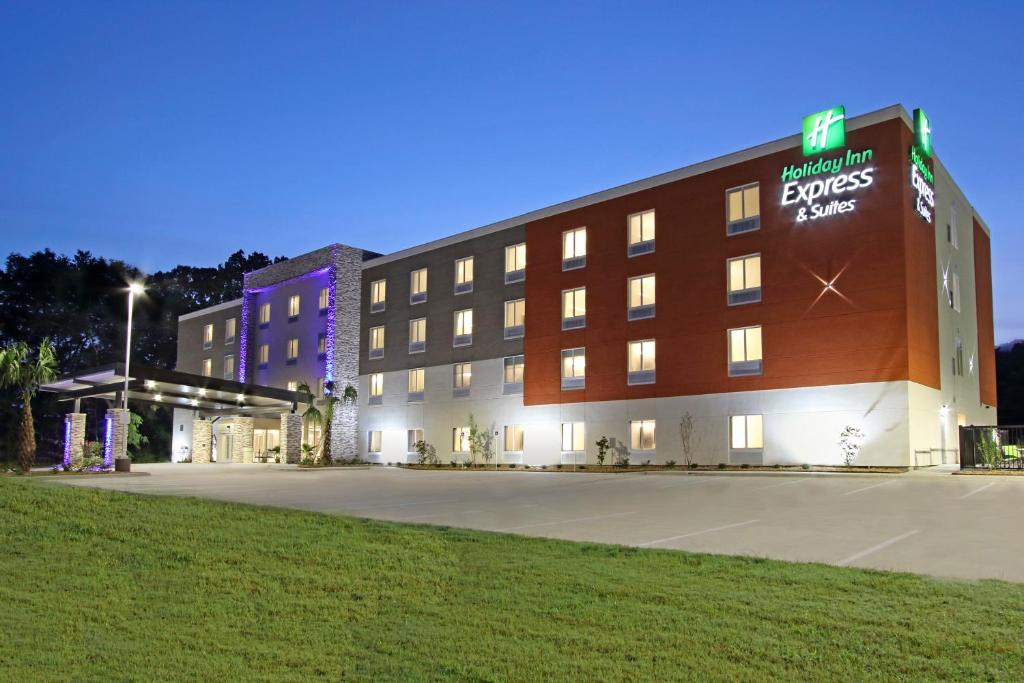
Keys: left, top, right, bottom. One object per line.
{"left": 959, "top": 426, "right": 1024, "bottom": 470}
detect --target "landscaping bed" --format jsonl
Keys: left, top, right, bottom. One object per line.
{"left": 1, "top": 477, "right": 1022, "bottom": 680}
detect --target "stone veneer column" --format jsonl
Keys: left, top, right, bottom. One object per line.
{"left": 192, "top": 418, "right": 212, "bottom": 464}
{"left": 105, "top": 408, "right": 129, "bottom": 465}
{"left": 231, "top": 416, "right": 255, "bottom": 463}
{"left": 280, "top": 412, "right": 303, "bottom": 464}
{"left": 331, "top": 245, "right": 363, "bottom": 459}
{"left": 64, "top": 413, "right": 86, "bottom": 469}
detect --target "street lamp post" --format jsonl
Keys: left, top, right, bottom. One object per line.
{"left": 123, "top": 282, "right": 144, "bottom": 410}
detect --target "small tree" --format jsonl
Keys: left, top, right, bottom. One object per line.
{"left": 468, "top": 413, "right": 494, "bottom": 466}
{"left": 126, "top": 411, "right": 149, "bottom": 458}
{"left": 0, "top": 339, "right": 58, "bottom": 472}
{"left": 595, "top": 436, "right": 610, "bottom": 466}
{"left": 679, "top": 412, "right": 696, "bottom": 468}
{"left": 838, "top": 426, "right": 865, "bottom": 467}
{"left": 414, "top": 440, "right": 438, "bottom": 465}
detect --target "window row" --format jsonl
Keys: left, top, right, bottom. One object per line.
{"left": 366, "top": 327, "right": 762, "bottom": 402}
{"left": 255, "top": 289, "right": 331, "bottom": 327}
{"left": 365, "top": 414, "right": 764, "bottom": 455}
{"left": 368, "top": 300, "right": 525, "bottom": 357}
{"left": 200, "top": 355, "right": 235, "bottom": 380}
{"left": 255, "top": 334, "right": 329, "bottom": 368}
{"left": 201, "top": 318, "right": 237, "bottom": 349}
{"left": 368, "top": 244, "right": 527, "bottom": 313}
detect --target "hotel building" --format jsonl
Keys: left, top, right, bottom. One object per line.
{"left": 171, "top": 104, "right": 997, "bottom": 467}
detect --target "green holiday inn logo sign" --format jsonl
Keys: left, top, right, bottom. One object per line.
{"left": 909, "top": 107, "right": 935, "bottom": 223}
{"left": 782, "top": 105, "right": 875, "bottom": 222}
{"left": 803, "top": 106, "right": 846, "bottom": 155}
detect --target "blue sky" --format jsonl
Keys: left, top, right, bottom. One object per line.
{"left": 1, "top": 2, "right": 1021, "bottom": 341}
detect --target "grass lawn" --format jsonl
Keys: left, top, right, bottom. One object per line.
{"left": 2, "top": 479, "right": 1022, "bottom": 682}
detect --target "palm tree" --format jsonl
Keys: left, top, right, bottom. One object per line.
{"left": 297, "top": 381, "right": 357, "bottom": 465}
{"left": 0, "top": 339, "right": 58, "bottom": 472}
{"left": 296, "top": 381, "right": 322, "bottom": 464}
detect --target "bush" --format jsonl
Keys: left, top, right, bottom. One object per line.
{"left": 595, "top": 437, "right": 610, "bottom": 466}
{"left": 688, "top": 462, "right": 698, "bottom": 469}
{"left": 717, "top": 462, "right": 727, "bottom": 469}
{"left": 740, "top": 463, "right": 750, "bottom": 469}
{"left": 509, "top": 463, "right": 517, "bottom": 469}
{"left": 801, "top": 463, "right": 811, "bottom": 470}
{"left": 642, "top": 460, "right": 652, "bottom": 467}
{"left": 541, "top": 465, "right": 547, "bottom": 470}
{"left": 579, "top": 465, "right": 586, "bottom": 470}
{"left": 665, "top": 460, "right": 676, "bottom": 469}
{"left": 772, "top": 463, "right": 781, "bottom": 470}
{"left": 556, "top": 464, "right": 563, "bottom": 469}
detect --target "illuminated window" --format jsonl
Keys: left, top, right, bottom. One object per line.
{"left": 258, "top": 344, "right": 269, "bottom": 366}
{"left": 503, "top": 355, "right": 525, "bottom": 390}
{"left": 318, "top": 287, "right": 329, "bottom": 312}
{"left": 369, "top": 325, "right": 385, "bottom": 359}
{"left": 627, "top": 210, "right": 655, "bottom": 256}
{"left": 627, "top": 340, "right": 656, "bottom": 385}
{"left": 561, "top": 347, "right": 585, "bottom": 390}
{"left": 562, "top": 227, "right": 587, "bottom": 270}
{"left": 410, "top": 268, "right": 428, "bottom": 304}
{"left": 408, "top": 367, "right": 425, "bottom": 394}
{"left": 202, "top": 324, "right": 213, "bottom": 349}
{"left": 288, "top": 295, "right": 300, "bottom": 319}
{"left": 287, "top": 380, "right": 298, "bottom": 392}
{"left": 562, "top": 287, "right": 586, "bottom": 330}
{"left": 368, "top": 372, "right": 384, "bottom": 404}
{"left": 730, "top": 415, "right": 763, "bottom": 450}
{"left": 627, "top": 275, "right": 656, "bottom": 320}
{"left": 630, "top": 420, "right": 656, "bottom": 451}
{"left": 452, "top": 426, "right": 471, "bottom": 453}
{"left": 302, "top": 424, "right": 322, "bottom": 449}
{"left": 505, "top": 243, "right": 526, "bottom": 283}
{"left": 504, "top": 298, "right": 525, "bottom": 339}
{"left": 259, "top": 303, "right": 271, "bottom": 325}
{"left": 504, "top": 425, "right": 524, "bottom": 452}
{"left": 225, "top": 318, "right": 236, "bottom": 344}
{"left": 407, "top": 428, "right": 424, "bottom": 453}
{"left": 453, "top": 362, "right": 472, "bottom": 390}
{"left": 728, "top": 326, "right": 763, "bottom": 376}
{"left": 561, "top": 422, "right": 585, "bottom": 452}
{"left": 223, "top": 354, "right": 235, "bottom": 380}
{"left": 368, "top": 431, "right": 382, "bottom": 453}
{"left": 726, "top": 183, "right": 760, "bottom": 235}
{"left": 370, "top": 279, "right": 386, "bottom": 313}
{"left": 454, "top": 256, "right": 474, "bottom": 294}
{"left": 727, "top": 254, "right": 762, "bottom": 305}
{"left": 408, "top": 318, "right": 426, "bottom": 353}
{"left": 201, "top": 358, "right": 212, "bottom": 377}
{"left": 286, "top": 338, "right": 299, "bottom": 361}
{"left": 318, "top": 333, "right": 327, "bottom": 355}
{"left": 453, "top": 309, "right": 473, "bottom": 347}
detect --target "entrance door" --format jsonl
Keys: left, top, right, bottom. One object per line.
{"left": 217, "top": 433, "right": 234, "bottom": 463}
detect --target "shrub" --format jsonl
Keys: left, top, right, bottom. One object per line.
{"left": 595, "top": 436, "right": 610, "bottom": 466}
{"left": 688, "top": 462, "right": 698, "bottom": 469}
{"left": 414, "top": 440, "right": 439, "bottom": 466}
{"left": 801, "top": 463, "right": 811, "bottom": 470}
{"left": 541, "top": 465, "right": 547, "bottom": 470}
{"left": 772, "top": 463, "right": 781, "bottom": 470}
{"left": 556, "top": 463, "right": 563, "bottom": 469}
{"left": 717, "top": 462, "right": 727, "bottom": 469}
{"left": 665, "top": 460, "right": 676, "bottom": 469}
{"left": 614, "top": 454, "right": 630, "bottom": 468}
{"left": 579, "top": 465, "right": 586, "bottom": 470}
{"left": 449, "top": 460, "right": 457, "bottom": 467}
{"left": 642, "top": 459, "right": 652, "bottom": 467}
{"left": 740, "top": 463, "right": 750, "bottom": 469}
{"left": 509, "top": 463, "right": 517, "bottom": 469}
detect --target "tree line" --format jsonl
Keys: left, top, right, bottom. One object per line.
{"left": 0, "top": 249, "right": 284, "bottom": 463}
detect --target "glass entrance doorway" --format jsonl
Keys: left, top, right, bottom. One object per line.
{"left": 254, "top": 429, "right": 280, "bottom": 462}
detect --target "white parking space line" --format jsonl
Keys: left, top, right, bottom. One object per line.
{"left": 758, "top": 478, "right": 812, "bottom": 490}
{"left": 501, "top": 511, "right": 636, "bottom": 531}
{"left": 842, "top": 479, "right": 899, "bottom": 496}
{"left": 637, "top": 519, "right": 760, "bottom": 547}
{"left": 837, "top": 530, "right": 920, "bottom": 566}
{"left": 959, "top": 482, "right": 997, "bottom": 499}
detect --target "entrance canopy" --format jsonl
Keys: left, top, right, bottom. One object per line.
{"left": 41, "top": 363, "right": 310, "bottom": 415}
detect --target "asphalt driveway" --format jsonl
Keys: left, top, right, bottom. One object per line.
{"left": 57, "top": 464, "right": 1024, "bottom": 582}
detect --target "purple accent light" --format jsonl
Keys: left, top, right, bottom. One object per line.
{"left": 325, "top": 264, "right": 337, "bottom": 387}
{"left": 102, "top": 415, "right": 114, "bottom": 469}
{"left": 239, "top": 289, "right": 251, "bottom": 383}
{"left": 62, "top": 417, "right": 72, "bottom": 469}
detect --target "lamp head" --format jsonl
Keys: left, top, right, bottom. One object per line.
{"left": 128, "top": 282, "right": 145, "bottom": 295}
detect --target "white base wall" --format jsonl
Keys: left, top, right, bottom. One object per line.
{"left": 357, "top": 361, "right": 965, "bottom": 467}
{"left": 171, "top": 408, "right": 194, "bottom": 462}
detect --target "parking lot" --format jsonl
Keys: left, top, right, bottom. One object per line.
{"left": 59, "top": 464, "right": 1024, "bottom": 582}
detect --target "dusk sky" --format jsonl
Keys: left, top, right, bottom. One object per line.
{"left": 1, "top": 2, "right": 1021, "bottom": 341}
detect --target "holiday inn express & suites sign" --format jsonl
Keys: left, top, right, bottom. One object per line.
{"left": 781, "top": 105, "right": 876, "bottom": 222}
